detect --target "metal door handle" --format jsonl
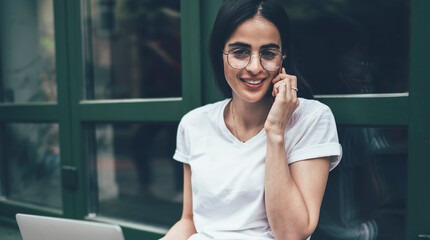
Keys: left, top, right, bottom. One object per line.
{"left": 418, "top": 234, "right": 430, "bottom": 239}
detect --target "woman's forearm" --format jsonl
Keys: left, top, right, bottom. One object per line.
{"left": 264, "top": 133, "right": 312, "bottom": 240}
{"left": 160, "top": 217, "right": 196, "bottom": 240}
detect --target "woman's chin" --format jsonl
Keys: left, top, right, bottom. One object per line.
{"left": 235, "top": 91, "right": 271, "bottom": 104}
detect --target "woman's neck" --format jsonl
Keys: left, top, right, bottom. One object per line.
{"left": 230, "top": 95, "right": 272, "bottom": 129}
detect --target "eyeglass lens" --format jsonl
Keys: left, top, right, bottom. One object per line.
{"left": 227, "top": 48, "right": 284, "bottom": 71}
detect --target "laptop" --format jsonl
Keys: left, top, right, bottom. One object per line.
{"left": 16, "top": 213, "right": 125, "bottom": 240}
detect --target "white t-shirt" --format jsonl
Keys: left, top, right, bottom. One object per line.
{"left": 173, "top": 98, "right": 342, "bottom": 240}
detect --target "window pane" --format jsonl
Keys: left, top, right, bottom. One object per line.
{"left": 0, "top": 0, "right": 57, "bottom": 103}
{"left": 86, "top": 123, "right": 182, "bottom": 226}
{"left": 283, "top": 0, "right": 409, "bottom": 94}
{"left": 314, "top": 127, "right": 407, "bottom": 239}
{"left": 2, "top": 123, "right": 61, "bottom": 209}
{"left": 82, "top": 0, "right": 182, "bottom": 100}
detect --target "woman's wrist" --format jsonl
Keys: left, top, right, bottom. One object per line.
{"left": 265, "top": 123, "right": 284, "bottom": 136}
{"left": 265, "top": 129, "right": 284, "bottom": 144}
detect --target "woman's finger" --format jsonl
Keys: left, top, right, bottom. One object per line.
{"left": 272, "top": 68, "right": 288, "bottom": 84}
{"left": 290, "top": 74, "right": 298, "bottom": 98}
{"left": 272, "top": 69, "right": 299, "bottom": 97}
{"left": 272, "top": 74, "right": 280, "bottom": 84}
{"left": 272, "top": 74, "right": 284, "bottom": 84}
{"left": 272, "top": 81, "right": 282, "bottom": 97}
{"left": 276, "top": 80, "right": 287, "bottom": 100}
{"left": 284, "top": 77, "right": 292, "bottom": 99}
{"left": 276, "top": 67, "right": 288, "bottom": 84}
{"left": 273, "top": 79, "right": 287, "bottom": 97}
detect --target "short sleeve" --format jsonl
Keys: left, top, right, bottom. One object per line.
{"left": 288, "top": 105, "right": 342, "bottom": 171}
{"left": 173, "top": 118, "right": 190, "bottom": 164}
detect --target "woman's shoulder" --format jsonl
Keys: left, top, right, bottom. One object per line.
{"left": 292, "top": 98, "right": 334, "bottom": 123}
{"left": 296, "top": 98, "right": 332, "bottom": 116}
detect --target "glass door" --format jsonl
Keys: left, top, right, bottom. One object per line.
{"left": 64, "top": 0, "right": 201, "bottom": 238}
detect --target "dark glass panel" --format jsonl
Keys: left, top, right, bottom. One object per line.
{"left": 0, "top": 0, "right": 57, "bottom": 102}
{"left": 315, "top": 127, "right": 407, "bottom": 240}
{"left": 86, "top": 122, "right": 182, "bottom": 226}
{"left": 279, "top": 0, "right": 409, "bottom": 94}
{"left": 3, "top": 123, "right": 61, "bottom": 209}
{"left": 82, "top": 0, "right": 182, "bottom": 100}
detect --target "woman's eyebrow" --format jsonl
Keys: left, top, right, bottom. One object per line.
{"left": 261, "top": 43, "right": 280, "bottom": 49}
{"left": 227, "top": 42, "right": 251, "bottom": 48}
{"left": 227, "top": 42, "right": 280, "bottom": 49}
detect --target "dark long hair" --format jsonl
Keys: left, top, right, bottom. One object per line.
{"left": 209, "top": 0, "right": 313, "bottom": 99}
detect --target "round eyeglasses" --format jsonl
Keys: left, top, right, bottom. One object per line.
{"left": 223, "top": 48, "right": 286, "bottom": 72}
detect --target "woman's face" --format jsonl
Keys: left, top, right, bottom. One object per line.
{"left": 223, "top": 16, "right": 282, "bottom": 103}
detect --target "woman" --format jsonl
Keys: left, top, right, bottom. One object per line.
{"left": 161, "top": 0, "right": 342, "bottom": 239}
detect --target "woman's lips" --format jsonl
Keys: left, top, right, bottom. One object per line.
{"left": 240, "top": 78, "right": 266, "bottom": 88}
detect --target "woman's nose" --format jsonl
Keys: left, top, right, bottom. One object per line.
{"left": 245, "top": 54, "right": 263, "bottom": 73}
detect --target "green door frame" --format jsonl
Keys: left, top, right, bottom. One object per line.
{"left": 407, "top": 0, "right": 430, "bottom": 238}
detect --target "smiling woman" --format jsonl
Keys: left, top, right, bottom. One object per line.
{"left": 222, "top": 17, "right": 280, "bottom": 104}
{"left": 160, "top": 0, "right": 342, "bottom": 240}
{"left": 210, "top": 2, "right": 314, "bottom": 100}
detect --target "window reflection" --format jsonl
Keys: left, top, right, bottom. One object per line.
{"left": 314, "top": 127, "right": 407, "bottom": 239}
{"left": 2, "top": 123, "right": 61, "bottom": 209}
{"left": 82, "top": 0, "right": 182, "bottom": 100}
{"left": 86, "top": 123, "right": 182, "bottom": 226}
{"left": 282, "top": 0, "right": 409, "bottom": 94}
{"left": 0, "top": 0, "right": 57, "bottom": 102}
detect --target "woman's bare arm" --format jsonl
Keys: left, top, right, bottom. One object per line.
{"left": 265, "top": 135, "right": 330, "bottom": 239}
{"left": 160, "top": 164, "right": 196, "bottom": 240}
{"left": 265, "top": 69, "right": 331, "bottom": 239}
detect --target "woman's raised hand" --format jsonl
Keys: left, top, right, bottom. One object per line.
{"left": 264, "top": 67, "right": 299, "bottom": 137}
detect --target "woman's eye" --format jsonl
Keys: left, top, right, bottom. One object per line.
{"left": 261, "top": 50, "right": 277, "bottom": 59}
{"left": 232, "top": 49, "right": 249, "bottom": 57}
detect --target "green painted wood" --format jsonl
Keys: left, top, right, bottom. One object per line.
{"left": 122, "top": 227, "right": 164, "bottom": 240}
{"left": 316, "top": 94, "right": 409, "bottom": 126}
{"left": 0, "top": 25, "right": 4, "bottom": 102}
{"left": 0, "top": 104, "right": 59, "bottom": 122}
{"left": 79, "top": 100, "right": 185, "bottom": 122}
{"left": 0, "top": 200, "right": 61, "bottom": 220}
{"left": 65, "top": 0, "right": 86, "bottom": 220}
{"left": 201, "top": 0, "right": 225, "bottom": 105}
{"left": 181, "top": 0, "right": 203, "bottom": 109}
{"left": 407, "top": 0, "right": 430, "bottom": 238}
{"left": 53, "top": 0, "right": 77, "bottom": 220}
{"left": 0, "top": 216, "right": 19, "bottom": 228}
{"left": 0, "top": 124, "right": 7, "bottom": 200}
